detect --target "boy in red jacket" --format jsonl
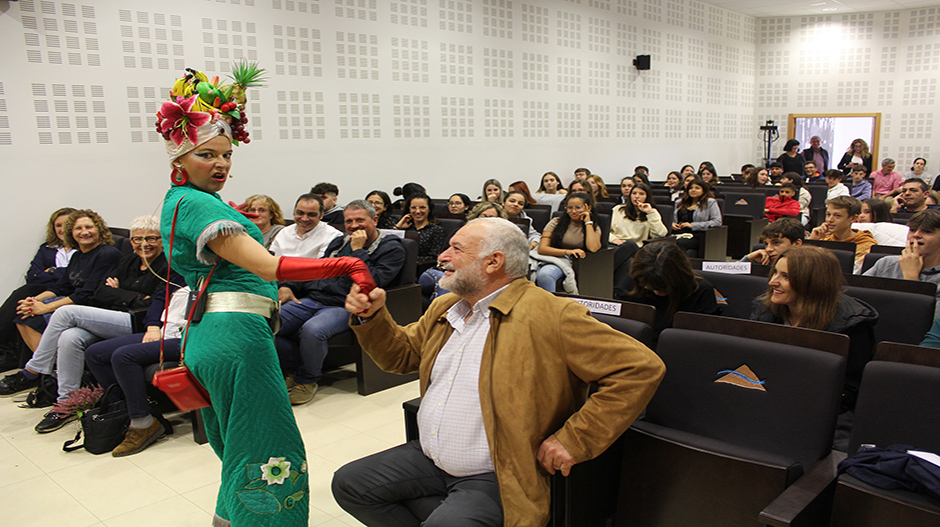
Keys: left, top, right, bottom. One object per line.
{"left": 764, "top": 183, "right": 802, "bottom": 222}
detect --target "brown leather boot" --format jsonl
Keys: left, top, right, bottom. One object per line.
{"left": 111, "top": 418, "right": 165, "bottom": 457}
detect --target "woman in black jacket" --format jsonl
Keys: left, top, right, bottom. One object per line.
{"left": 750, "top": 245, "right": 878, "bottom": 409}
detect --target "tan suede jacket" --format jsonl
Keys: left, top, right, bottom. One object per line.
{"left": 351, "top": 278, "right": 665, "bottom": 526}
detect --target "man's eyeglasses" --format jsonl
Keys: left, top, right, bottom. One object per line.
{"left": 131, "top": 236, "right": 161, "bottom": 244}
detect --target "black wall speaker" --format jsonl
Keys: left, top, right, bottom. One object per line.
{"left": 633, "top": 55, "right": 651, "bottom": 70}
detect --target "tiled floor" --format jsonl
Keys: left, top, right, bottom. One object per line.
{"left": 0, "top": 367, "right": 419, "bottom": 526}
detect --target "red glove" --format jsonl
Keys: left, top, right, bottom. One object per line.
{"left": 229, "top": 201, "right": 259, "bottom": 219}
{"left": 276, "top": 256, "right": 377, "bottom": 295}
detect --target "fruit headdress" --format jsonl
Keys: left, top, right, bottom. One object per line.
{"left": 157, "top": 60, "right": 266, "bottom": 165}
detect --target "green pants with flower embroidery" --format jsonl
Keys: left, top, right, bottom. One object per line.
{"left": 187, "top": 312, "right": 308, "bottom": 526}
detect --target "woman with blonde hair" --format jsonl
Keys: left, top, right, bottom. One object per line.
{"left": 837, "top": 138, "right": 873, "bottom": 176}
{"left": 587, "top": 175, "right": 610, "bottom": 198}
{"left": 481, "top": 178, "right": 505, "bottom": 203}
{"left": 243, "top": 194, "right": 286, "bottom": 249}
{"left": 750, "top": 245, "right": 877, "bottom": 408}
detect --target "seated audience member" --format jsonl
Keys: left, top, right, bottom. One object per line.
{"left": 503, "top": 191, "right": 541, "bottom": 249}
{"left": 864, "top": 210, "right": 940, "bottom": 317}
{"left": 809, "top": 195, "right": 877, "bottom": 273}
{"left": 84, "top": 286, "right": 189, "bottom": 456}
{"left": 568, "top": 178, "right": 593, "bottom": 198}
{"left": 534, "top": 193, "right": 602, "bottom": 293}
{"left": 672, "top": 178, "right": 722, "bottom": 257}
{"left": 392, "top": 182, "right": 427, "bottom": 212}
{"left": 870, "top": 157, "right": 903, "bottom": 199}
{"left": 334, "top": 218, "right": 665, "bottom": 527}
{"left": 751, "top": 245, "right": 878, "bottom": 409}
{"left": 928, "top": 190, "right": 940, "bottom": 206}
{"left": 680, "top": 164, "right": 696, "bottom": 178}
{"left": 242, "top": 194, "right": 286, "bottom": 249}
{"left": 609, "top": 183, "right": 668, "bottom": 290}
{"left": 276, "top": 200, "right": 406, "bottom": 405}
{"left": 481, "top": 179, "right": 505, "bottom": 204}
{"left": 859, "top": 198, "right": 892, "bottom": 223}
{"left": 610, "top": 183, "right": 667, "bottom": 247}
{"left": 537, "top": 171, "right": 567, "bottom": 195}
{"left": 764, "top": 183, "right": 802, "bottom": 222}
{"left": 804, "top": 160, "right": 821, "bottom": 181}
{"left": 270, "top": 193, "right": 343, "bottom": 259}
{"left": 618, "top": 176, "right": 636, "bottom": 204}
{"left": 574, "top": 167, "right": 591, "bottom": 179}
{"left": 616, "top": 240, "right": 720, "bottom": 335}
{"left": 853, "top": 198, "right": 908, "bottom": 247}
{"left": 447, "top": 193, "right": 472, "bottom": 216}
{"left": 908, "top": 157, "right": 932, "bottom": 186}
{"left": 698, "top": 161, "right": 717, "bottom": 177}
{"left": 824, "top": 169, "right": 851, "bottom": 199}
{"left": 699, "top": 165, "right": 719, "bottom": 187}
{"left": 0, "top": 207, "right": 77, "bottom": 368}
{"left": 744, "top": 166, "right": 771, "bottom": 188}
{"left": 768, "top": 161, "right": 784, "bottom": 181}
{"left": 742, "top": 217, "right": 804, "bottom": 265}
{"left": 366, "top": 190, "right": 395, "bottom": 229}
{"left": 396, "top": 193, "right": 447, "bottom": 263}
{"left": 779, "top": 172, "right": 811, "bottom": 224}
{"left": 12, "top": 209, "right": 122, "bottom": 353}
{"left": 2, "top": 217, "right": 179, "bottom": 434}
{"left": 849, "top": 166, "right": 872, "bottom": 200}
{"left": 803, "top": 161, "right": 823, "bottom": 182}
{"left": 587, "top": 175, "right": 610, "bottom": 198}
{"left": 892, "top": 178, "right": 940, "bottom": 214}
{"left": 740, "top": 163, "right": 755, "bottom": 176}
{"left": 312, "top": 182, "right": 346, "bottom": 229}
{"left": 507, "top": 181, "right": 538, "bottom": 205}
{"left": 418, "top": 202, "right": 508, "bottom": 307}
{"left": 664, "top": 171, "right": 683, "bottom": 202}
{"left": 634, "top": 165, "right": 652, "bottom": 185}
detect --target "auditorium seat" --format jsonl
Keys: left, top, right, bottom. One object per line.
{"left": 616, "top": 321, "right": 848, "bottom": 527}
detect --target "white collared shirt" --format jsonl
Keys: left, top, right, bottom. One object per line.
{"left": 417, "top": 284, "right": 509, "bottom": 477}
{"left": 269, "top": 222, "right": 342, "bottom": 258}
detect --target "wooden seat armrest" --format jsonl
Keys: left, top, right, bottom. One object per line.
{"left": 759, "top": 451, "right": 847, "bottom": 527}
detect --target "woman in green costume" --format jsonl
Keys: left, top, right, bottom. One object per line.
{"left": 156, "top": 65, "right": 375, "bottom": 527}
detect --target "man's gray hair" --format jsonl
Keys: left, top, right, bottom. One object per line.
{"left": 470, "top": 217, "right": 530, "bottom": 279}
{"left": 810, "top": 135, "right": 821, "bottom": 141}
{"left": 129, "top": 215, "right": 160, "bottom": 233}
{"left": 345, "top": 199, "right": 376, "bottom": 219}
{"left": 883, "top": 157, "right": 895, "bottom": 166}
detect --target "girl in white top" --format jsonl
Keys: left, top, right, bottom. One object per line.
{"left": 610, "top": 183, "right": 668, "bottom": 247}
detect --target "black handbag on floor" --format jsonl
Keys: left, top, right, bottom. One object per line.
{"left": 63, "top": 384, "right": 129, "bottom": 455}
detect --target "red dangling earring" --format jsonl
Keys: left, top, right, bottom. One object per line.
{"left": 171, "top": 166, "right": 189, "bottom": 186}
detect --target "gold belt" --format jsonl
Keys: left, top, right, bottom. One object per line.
{"left": 203, "top": 292, "right": 281, "bottom": 333}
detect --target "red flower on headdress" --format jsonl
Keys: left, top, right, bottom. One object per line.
{"left": 158, "top": 96, "right": 211, "bottom": 146}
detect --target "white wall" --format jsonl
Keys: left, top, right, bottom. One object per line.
{"left": 754, "top": 8, "right": 940, "bottom": 171}
{"left": 1, "top": 0, "right": 762, "bottom": 292}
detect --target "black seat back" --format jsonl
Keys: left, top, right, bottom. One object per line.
{"left": 696, "top": 270, "right": 768, "bottom": 319}
{"left": 651, "top": 328, "right": 846, "bottom": 470}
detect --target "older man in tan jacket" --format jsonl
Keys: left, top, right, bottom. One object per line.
{"left": 333, "top": 218, "right": 665, "bottom": 527}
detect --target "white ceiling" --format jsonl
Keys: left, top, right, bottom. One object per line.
{"left": 704, "top": 0, "right": 940, "bottom": 18}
